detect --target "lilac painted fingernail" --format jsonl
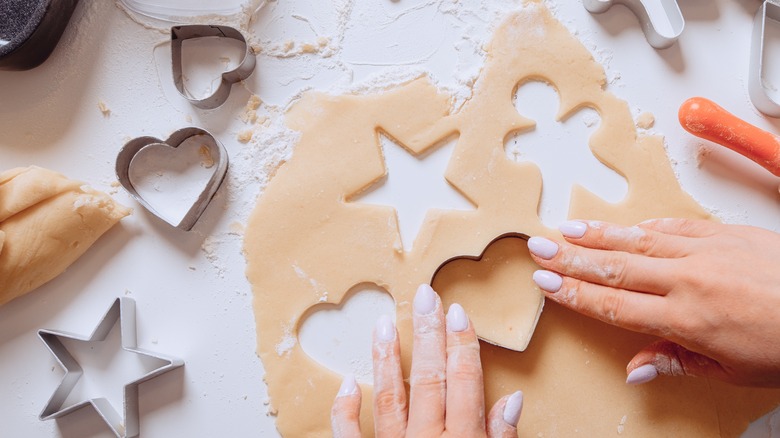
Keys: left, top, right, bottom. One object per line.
{"left": 338, "top": 374, "right": 358, "bottom": 396}
{"left": 528, "top": 237, "right": 559, "bottom": 260}
{"left": 559, "top": 221, "right": 587, "bottom": 239}
{"left": 503, "top": 391, "right": 524, "bottom": 426}
{"left": 446, "top": 303, "right": 468, "bottom": 332}
{"left": 376, "top": 315, "right": 395, "bottom": 342}
{"left": 414, "top": 284, "right": 437, "bottom": 315}
{"left": 626, "top": 364, "right": 658, "bottom": 385}
{"left": 533, "top": 270, "right": 563, "bottom": 293}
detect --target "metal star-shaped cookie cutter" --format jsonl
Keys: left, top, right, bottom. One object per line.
{"left": 39, "top": 297, "right": 184, "bottom": 438}
{"left": 171, "top": 24, "right": 257, "bottom": 110}
{"left": 583, "top": 0, "right": 685, "bottom": 49}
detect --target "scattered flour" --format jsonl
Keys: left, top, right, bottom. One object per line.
{"left": 696, "top": 144, "right": 713, "bottom": 168}
{"left": 225, "top": 103, "right": 299, "bottom": 219}
{"left": 582, "top": 111, "right": 599, "bottom": 128}
{"left": 275, "top": 322, "right": 297, "bottom": 357}
{"left": 73, "top": 195, "right": 96, "bottom": 210}
{"left": 201, "top": 235, "right": 226, "bottom": 278}
{"left": 292, "top": 263, "right": 327, "bottom": 299}
{"left": 618, "top": 414, "right": 627, "bottom": 434}
{"left": 703, "top": 203, "right": 749, "bottom": 225}
{"left": 349, "top": 356, "right": 372, "bottom": 384}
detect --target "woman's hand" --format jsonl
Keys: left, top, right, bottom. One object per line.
{"left": 528, "top": 218, "right": 780, "bottom": 387}
{"left": 331, "top": 284, "right": 523, "bottom": 437}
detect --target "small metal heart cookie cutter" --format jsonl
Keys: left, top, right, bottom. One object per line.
{"left": 116, "top": 127, "right": 229, "bottom": 231}
{"left": 583, "top": 0, "right": 684, "bottom": 49}
{"left": 430, "top": 232, "right": 534, "bottom": 352}
{"left": 430, "top": 232, "right": 531, "bottom": 280}
{"left": 171, "top": 24, "right": 257, "bottom": 110}
{"left": 749, "top": 1, "right": 780, "bottom": 117}
{"left": 39, "top": 297, "right": 184, "bottom": 438}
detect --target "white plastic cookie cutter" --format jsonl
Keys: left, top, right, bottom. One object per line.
{"left": 750, "top": 1, "right": 780, "bottom": 117}
{"left": 583, "top": 0, "right": 684, "bottom": 49}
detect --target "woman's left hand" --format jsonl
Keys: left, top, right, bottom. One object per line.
{"left": 331, "top": 284, "right": 524, "bottom": 437}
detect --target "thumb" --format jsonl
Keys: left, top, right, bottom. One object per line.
{"left": 625, "top": 340, "right": 731, "bottom": 385}
{"left": 487, "top": 391, "right": 523, "bottom": 438}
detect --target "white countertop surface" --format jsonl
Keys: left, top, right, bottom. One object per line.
{"left": 2, "top": 0, "right": 780, "bottom": 436}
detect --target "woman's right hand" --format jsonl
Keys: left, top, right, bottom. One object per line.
{"left": 528, "top": 218, "right": 780, "bottom": 387}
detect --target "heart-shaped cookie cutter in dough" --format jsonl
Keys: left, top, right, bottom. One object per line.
{"left": 583, "top": 0, "right": 684, "bottom": 49}
{"left": 430, "top": 232, "right": 530, "bottom": 279}
{"left": 171, "top": 24, "right": 257, "bottom": 110}
{"left": 431, "top": 232, "right": 539, "bottom": 352}
{"left": 116, "top": 127, "right": 228, "bottom": 231}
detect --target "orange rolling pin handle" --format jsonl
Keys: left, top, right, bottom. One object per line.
{"left": 679, "top": 97, "right": 780, "bottom": 177}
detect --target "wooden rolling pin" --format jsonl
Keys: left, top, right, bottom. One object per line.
{"left": 679, "top": 97, "right": 780, "bottom": 176}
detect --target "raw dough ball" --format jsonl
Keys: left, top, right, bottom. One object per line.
{"left": 0, "top": 166, "right": 129, "bottom": 305}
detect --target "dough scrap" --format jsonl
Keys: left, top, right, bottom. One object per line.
{"left": 0, "top": 166, "right": 129, "bottom": 306}
{"left": 637, "top": 112, "right": 655, "bottom": 129}
{"left": 244, "top": 3, "right": 780, "bottom": 436}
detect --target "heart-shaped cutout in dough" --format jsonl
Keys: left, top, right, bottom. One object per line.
{"left": 116, "top": 127, "right": 228, "bottom": 230}
{"left": 298, "top": 283, "right": 395, "bottom": 383}
{"left": 432, "top": 234, "right": 543, "bottom": 352}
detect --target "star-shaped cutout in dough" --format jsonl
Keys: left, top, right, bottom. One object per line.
{"left": 38, "top": 297, "right": 183, "bottom": 438}
{"left": 351, "top": 134, "right": 475, "bottom": 252}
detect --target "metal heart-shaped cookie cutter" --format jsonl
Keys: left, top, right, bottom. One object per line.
{"left": 430, "top": 232, "right": 534, "bottom": 352}
{"left": 171, "top": 24, "right": 257, "bottom": 110}
{"left": 116, "top": 127, "right": 228, "bottom": 231}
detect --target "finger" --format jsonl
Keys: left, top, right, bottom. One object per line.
{"left": 444, "top": 303, "right": 486, "bottom": 435}
{"left": 625, "top": 340, "right": 732, "bottom": 384}
{"left": 533, "top": 270, "right": 669, "bottom": 335}
{"left": 487, "top": 391, "right": 523, "bottom": 438}
{"left": 372, "top": 315, "right": 408, "bottom": 437}
{"left": 407, "top": 284, "right": 446, "bottom": 435}
{"left": 637, "top": 218, "right": 720, "bottom": 238}
{"left": 558, "top": 220, "right": 693, "bottom": 258}
{"left": 528, "top": 236, "right": 677, "bottom": 295}
{"left": 331, "top": 374, "right": 363, "bottom": 438}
